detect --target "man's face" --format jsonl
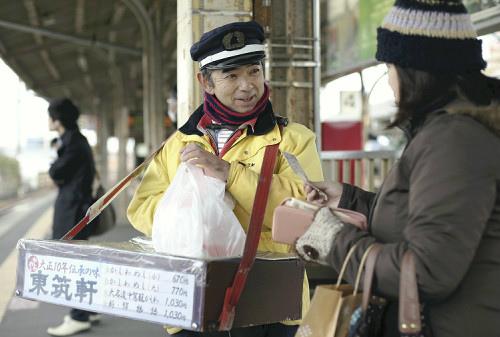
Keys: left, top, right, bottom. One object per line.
{"left": 200, "top": 63, "right": 265, "bottom": 113}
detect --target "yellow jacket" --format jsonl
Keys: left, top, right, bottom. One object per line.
{"left": 127, "top": 107, "right": 323, "bottom": 329}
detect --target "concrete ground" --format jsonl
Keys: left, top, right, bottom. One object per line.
{"left": 0, "top": 192, "right": 167, "bottom": 337}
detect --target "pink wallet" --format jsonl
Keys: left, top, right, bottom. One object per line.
{"left": 272, "top": 198, "right": 368, "bottom": 245}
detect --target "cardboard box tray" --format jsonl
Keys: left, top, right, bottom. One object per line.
{"left": 16, "top": 238, "right": 304, "bottom": 331}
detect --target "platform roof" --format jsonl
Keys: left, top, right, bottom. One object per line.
{"left": 0, "top": 0, "right": 177, "bottom": 117}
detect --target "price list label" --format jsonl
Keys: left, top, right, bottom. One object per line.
{"left": 22, "top": 253, "right": 197, "bottom": 328}
{"left": 101, "top": 265, "right": 196, "bottom": 327}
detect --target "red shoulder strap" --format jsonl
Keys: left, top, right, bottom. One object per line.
{"left": 218, "top": 140, "right": 280, "bottom": 330}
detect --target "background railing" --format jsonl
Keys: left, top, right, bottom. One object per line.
{"left": 320, "top": 150, "right": 399, "bottom": 192}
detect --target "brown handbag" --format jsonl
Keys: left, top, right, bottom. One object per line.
{"left": 350, "top": 247, "right": 433, "bottom": 337}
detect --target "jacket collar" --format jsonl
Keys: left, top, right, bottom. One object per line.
{"left": 397, "top": 94, "right": 455, "bottom": 139}
{"left": 60, "top": 128, "right": 79, "bottom": 145}
{"left": 398, "top": 97, "right": 500, "bottom": 140}
{"left": 445, "top": 98, "right": 500, "bottom": 137}
{"left": 179, "top": 101, "right": 279, "bottom": 136}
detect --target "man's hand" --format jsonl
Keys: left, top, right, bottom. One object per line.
{"left": 180, "top": 143, "right": 230, "bottom": 182}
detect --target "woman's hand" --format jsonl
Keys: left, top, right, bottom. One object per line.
{"left": 295, "top": 207, "right": 345, "bottom": 265}
{"left": 305, "top": 181, "right": 344, "bottom": 208}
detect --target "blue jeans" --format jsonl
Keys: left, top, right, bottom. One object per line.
{"left": 169, "top": 324, "right": 298, "bottom": 337}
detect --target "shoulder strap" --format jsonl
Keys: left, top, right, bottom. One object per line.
{"left": 218, "top": 134, "right": 281, "bottom": 330}
{"left": 61, "top": 137, "right": 171, "bottom": 240}
{"left": 399, "top": 251, "right": 422, "bottom": 334}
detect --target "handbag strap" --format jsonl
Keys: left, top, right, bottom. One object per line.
{"left": 335, "top": 241, "right": 361, "bottom": 287}
{"left": 360, "top": 243, "right": 383, "bottom": 311}
{"left": 353, "top": 243, "right": 382, "bottom": 295}
{"left": 399, "top": 251, "right": 422, "bottom": 334}
{"left": 357, "top": 247, "right": 423, "bottom": 334}
{"left": 218, "top": 139, "right": 281, "bottom": 330}
{"left": 61, "top": 138, "right": 169, "bottom": 240}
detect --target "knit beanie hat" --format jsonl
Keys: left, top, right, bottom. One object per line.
{"left": 376, "top": 0, "right": 487, "bottom": 73}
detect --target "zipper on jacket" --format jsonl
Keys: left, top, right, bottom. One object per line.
{"left": 204, "top": 126, "right": 244, "bottom": 158}
{"left": 205, "top": 130, "right": 219, "bottom": 156}
{"left": 219, "top": 129, "right": 243, "bottom": 158}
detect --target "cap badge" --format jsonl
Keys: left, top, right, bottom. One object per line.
{"left": 222, "top": 31, "right": 245, "bottom": 50}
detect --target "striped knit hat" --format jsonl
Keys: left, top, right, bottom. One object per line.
{"left": 376, "top": 0, "right": 487, "bottom": 73}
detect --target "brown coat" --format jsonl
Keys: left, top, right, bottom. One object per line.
{"left": 330, "top": 99, "right": 500, "bottom": 337}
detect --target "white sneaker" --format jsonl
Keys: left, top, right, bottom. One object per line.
{"left": 47, "top": 316, "right": 91, "bottom": 336}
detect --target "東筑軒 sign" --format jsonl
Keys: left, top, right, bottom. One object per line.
{"left": 22, "top": 253, "right": 196, "bottom": 328}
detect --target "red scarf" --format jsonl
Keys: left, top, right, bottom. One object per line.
{"left": 203, "top": 84, "right": 270, "bottom": 126}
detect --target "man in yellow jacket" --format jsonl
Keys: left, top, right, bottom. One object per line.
{"left": 127, "top": 20, "right": 323, "bottom": 337}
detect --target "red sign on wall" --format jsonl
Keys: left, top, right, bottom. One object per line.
{"left": 321, "top": 121, "right": 362, "bottom": 151}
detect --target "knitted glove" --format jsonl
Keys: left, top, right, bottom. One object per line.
{"left": 295, "top": 207, "right": 344, "bottom": 265}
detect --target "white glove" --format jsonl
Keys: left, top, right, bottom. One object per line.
{"left": 295, "top": 207, "right": 345, "bottom": 265}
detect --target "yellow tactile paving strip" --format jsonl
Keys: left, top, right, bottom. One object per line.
{"left": 0, "top": 208, "right": 53, "bottom": 322}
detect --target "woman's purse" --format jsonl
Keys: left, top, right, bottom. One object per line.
{"left": 349, "top": 247, "right": 433, "bottom": 337}
{"left": 272, "top": 198, "right": 367, "bottom": 245}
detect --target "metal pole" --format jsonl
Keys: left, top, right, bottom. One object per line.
{"left": 0, "top": 19, "right": 141, "bottom": 56}
{"left": 313, "top": 0, "right": 322, "bottom": 151}
{"left": 96, "top": 104, "right": 110, "bottom": 186}
{"left": 122, "top": 0, "right": 164, "bottom": 152}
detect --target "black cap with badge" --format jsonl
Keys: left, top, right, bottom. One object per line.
{"left": 190, "top": 21, "right": 265, "bottom": 70}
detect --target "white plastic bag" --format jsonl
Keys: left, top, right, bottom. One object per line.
{"left": 152, "top": 162, "right": 246, "bottom": 258}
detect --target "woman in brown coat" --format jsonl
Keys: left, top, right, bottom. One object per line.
{"left": 295, "top": 1, "right": 500, "bottom": 337}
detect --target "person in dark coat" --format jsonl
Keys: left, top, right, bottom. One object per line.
{"left": 48, "top": 98, "right": 95, "bottom": 240}
{"left": 46, "top": 98, "right": 100, "bottom": 336}
{"left": 294, "top": 1, "right": 500, "bottom": 337}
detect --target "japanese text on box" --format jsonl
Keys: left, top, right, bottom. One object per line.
{"left": 22, "top": 254, "right": 196, "bottom": 328}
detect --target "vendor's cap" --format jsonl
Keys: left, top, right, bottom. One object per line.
{"left": 190, "top": 21, "right": 265, "bottom": 69}
{"left": 376, "top": 0, "right": 486, "bottom": 73}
